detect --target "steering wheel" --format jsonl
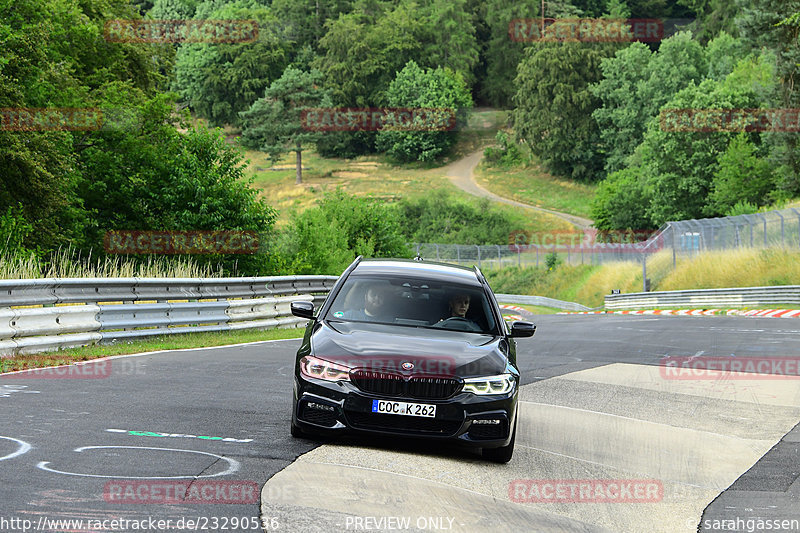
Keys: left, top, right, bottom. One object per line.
{"left": 433, "top": 317, "right": 481, "bottom": 332}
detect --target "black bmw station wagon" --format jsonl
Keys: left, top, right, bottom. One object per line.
{"left": 289, "top": 257, "right": 535, "bottom": 462}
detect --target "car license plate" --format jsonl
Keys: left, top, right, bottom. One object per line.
{"left": 372, "top": 399, "right": 436, "bottom": 417}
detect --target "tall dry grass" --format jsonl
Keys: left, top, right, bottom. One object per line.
{"left": 0, "top": 247, "right": 224, "bottom": 279}
{"left": 659, "top": 248, "right": 800, "bottom": 290}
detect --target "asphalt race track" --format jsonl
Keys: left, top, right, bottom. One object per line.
{"left": 1, "top": 315, "right": 799, "bottom": 533}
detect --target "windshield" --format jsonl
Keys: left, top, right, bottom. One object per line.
{"left": 325, "top": 275, "right": 498, "bottom": 334}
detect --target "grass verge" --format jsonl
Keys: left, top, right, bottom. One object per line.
{"left": 0, "top": 327, "right": 304, "bottom": 374}
{"left": 485, "top": 248, "right": 800, "bottom": 308}
{"left": 473, "top": 159, "right": 596, "bottom": 219}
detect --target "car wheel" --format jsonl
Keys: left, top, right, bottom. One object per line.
{"left": 482, "top": 418, "right": 516, "bottom": 463}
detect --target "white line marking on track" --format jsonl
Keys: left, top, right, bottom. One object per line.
{"left": 0, "top": 436, "right": 32, "bottom": 462}
{"left": 36, "top": 445, "right": 240, "bottom": 479}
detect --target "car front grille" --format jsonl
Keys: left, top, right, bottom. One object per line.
{"left": 346, "top": 411, "right": 463, "bottom": 436}
{"left": 350, "top": 371, "right": 462, "bottom": 400}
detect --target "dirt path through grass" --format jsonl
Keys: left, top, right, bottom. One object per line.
{"left": 444, "top": 149, "right": 594, "bottom": 229}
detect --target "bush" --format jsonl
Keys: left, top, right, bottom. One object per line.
{"left": 376, "top": 61, "right": 473, "bottom": 162}
{"left": 280, "top": 190, "right": 411, "bottom": 275}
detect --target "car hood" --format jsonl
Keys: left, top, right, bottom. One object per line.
{"left": 311, "top": 320, "right": 510, "bottom": 378}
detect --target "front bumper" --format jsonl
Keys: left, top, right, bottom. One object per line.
{"left": 292, "top": 375, "right": 518, "bottom": 449}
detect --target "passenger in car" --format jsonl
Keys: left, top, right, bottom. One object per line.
{"left": 343, "top": 285, "right": 395, "bottom": 322}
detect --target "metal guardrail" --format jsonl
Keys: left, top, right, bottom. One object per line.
{"left": 605, "top": 286, "right": 800, "bottom": 310}
{"left": 0, "top": 276, "right": 338, "bottom": 355}
{"left": 496, "top": 294, "right": 591, "bottom": 312}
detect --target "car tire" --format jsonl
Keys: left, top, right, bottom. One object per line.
{"left": 482, "top": 418, "right": 516, "bottom": 463}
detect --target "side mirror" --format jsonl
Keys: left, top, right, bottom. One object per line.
{"left": 509, "top": 321, "right": 536, "bottom": 338}
{"left": 290, "top": 301, "right": 315, "bottom": 319}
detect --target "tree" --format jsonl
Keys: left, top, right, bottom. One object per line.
{"left": 76, "top": 92, "right": 277, "bottom": 273}
{"left": 280, "top": 190, "right": 410, "bottom": 275}
{"left": 419, "top": 0, "right": 480, "bottom": 88}
{"left": 272, "top": 0, "right": 353, "bottom": 50}
{"left": 478, "top": 0, "right": 539, "bottom": 107}
{"left": 737, "top": 0, "right": 800, "bottom": 196}
{"left": 239, "top": 67, "right": 332, "bottom": 184}
{"left": 590, "top": 32, "right": 708, "bottom": 174}
{"left": 706, "top": 134, "right": 776, "bottom": 215}
{"left": 172, "top": 1, "right": 290, "bottom": 127}
{"left": 375, "top": 61, "right": 473, "bottom": 162}
{"left": 514, "top": 41, "right": 619, "bottom": 181}
{"left": 591, "top": 167, "right": 655, "bottom": 230}
{"left": 149, "top": 0, "right": 199, "bottom": 19}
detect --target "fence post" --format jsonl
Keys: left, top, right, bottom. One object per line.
{"left": 536, "top": 246, "right": 539, "bottom": 267}
{"left": 791, "top": 208, "right": 800, "bottom": 248}
{"left": 497, "top": 245, "right": 502, "bottom": 267}
{"left": 456, "top": 245, "right": 460, "bottom": 263}
{"left": 776, "top": 211, "right": 785, "bottom": 246}
{"left": 757, "top": 213, "right": 768, "bottom": 246}
{"left": 642, "top": 253, "right": 647, "bottom": 292}
{"left": 475, "top": 245, "right": 481, "bottom": 269}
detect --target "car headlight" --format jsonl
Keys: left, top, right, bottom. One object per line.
{"left": 462, "top": 374, "right": 515, "bottom": 395}
{"left": 299, "top": 356, "right": 352, "bottom": 382}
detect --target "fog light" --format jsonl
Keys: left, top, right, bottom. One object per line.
{"left": 307, "top": 402, "right": 335, "bottom": 412}
{"left": 472, "top": 419, "right": 501, "bottom": 425}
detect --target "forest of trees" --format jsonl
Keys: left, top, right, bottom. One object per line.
{"left": 1, "top": 0, "right": 798, "bottom": 275}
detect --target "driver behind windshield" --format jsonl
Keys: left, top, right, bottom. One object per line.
{"left": 437, "top": 293, "right": 481, "bottom": 331}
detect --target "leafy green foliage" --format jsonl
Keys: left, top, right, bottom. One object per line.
{"left": 707, "top": 134, "right": 776, "bottom": 215}
{"left": 545, "top": 251, "right": 560, "bottom": 271}
{"left": 77, "top": 94, "right": 277, "bottom": 250}
{"left": 172, "top": 1, "right": 290, "bottom": 127}
{"left": 375, "top": 61, "right": 473, "bottom": 162}
{"left": 483, "top": 131, "right": 525, "bottom": 168}
{"left": 590, "top": 32, "right": 708, "bottom": 175}
{"left": 239, "top": 67, "right": 332, "bottom": 183}
{"left": 280, "top": 190, "right": 410, "bottom": 275}
{"left": 397, "top": 190, "right": 523, "bottom": 245}
{"left": 591, "top": 167, "right": 655, "bottom": 230}
{"left": 514, "top": 41, "right": 620, "bottom": 181}
{"left": 477, "top": 0, "right": 538, "bottom": 107}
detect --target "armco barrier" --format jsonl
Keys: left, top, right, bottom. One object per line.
{"left": 605, "top": 285, "right": 800, "bottom": 310}
{"left": 0, "top": 276, "right": 338, "bottom": 356}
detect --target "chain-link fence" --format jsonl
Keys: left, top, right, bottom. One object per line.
{"left": 412, "top": 207, "right": 800, "bottom": 272}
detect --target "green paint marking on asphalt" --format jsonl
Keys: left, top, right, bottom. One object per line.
{"left": 106, "top": 428, "right": 252, "bottom": 443}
